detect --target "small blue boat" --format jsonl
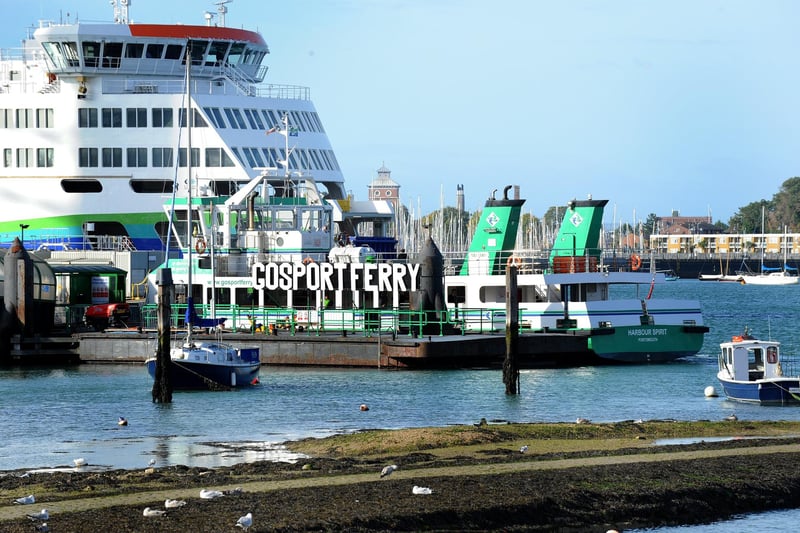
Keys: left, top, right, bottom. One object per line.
{"left": 145, "top": 341, "right": 260, "bottom": 390}
{"left": 717, "top": 331, "right": 800, "bottom": 405}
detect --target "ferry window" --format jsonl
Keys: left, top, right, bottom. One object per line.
{"left": 298, "top": 150, "right": 310, "bottom": 170}
{"left": 228, "top": 42, "right": 245, "bottom": 64}
{"left": 16, "top": 148, "right": 34, "bottom": 167}
{"left": 126, "top": 147, "right": 147, "bottom": 167}
{"left": 187, "top": 40, "right": 208, "bottom": 65}
{"left": 224, "top": 108, "right": 246, "bottom": 129}
{"left": 82, "top": 41, "right": 100, "bottom": 67}
{"left": 205, "top": 107, "right": 225, "bottom": 128}
{"left": 102, "top": 148, "right": 123, "bottom": 167}
{"left": 3, "top": 148, "right": 10, "bottom": 167}
{"left": 179, "top": 109, "right": 207, "bottom": 128}
{"left": 178, "top": 148, "right": 200, "bottom": 167}
{"left": 275, "top": 210, "right": 296, "bottom": 229}
{"left": 152, "top": 108, "right": 173, "bottom": 127}
{"left": 229, "top": 147, "right": 244, "bottom": 166}
{"left": 16, "top": 109, "right": 33, "bottom": 128}
{"left": 260, "top": 110, "right": 276, "bottom": 129}
{"left": 479, "top": 285, "right": 505, "bottom": 304}
{"left": 130, "top": 179, "right": 173, "bottom": 193}
{"left": 289, "top": 111, "right": 305, "bottom": 132}
{"left": 36, "top": 148, "right": 54, "bottom": 168}
{"left": 63, "top": 42, "right": 80, "bottom": 67}
{"left": 36, "top": 108, "right": 54, "bottom": 128}
{"left": 78, "top": 147, "right": 98, "bottom": 167}
{"left": 102, "top": 42, "right": 123, "bottom": 68}
{"left": 206, "top": 148, "right": 236, "bottom": 167}
{"left": 42, "top": 42, "right": 66, "bottom": 69}
{"left": 152, "top": 148, "right": 174, "bottom": 168}
{"left": 327, "top": 149, "right": 341, "bottom": 171}
{"left": 0, "top": 109, "right": 10, "bottom": 128}
{"left": 78, "top": 108, "right": 98, "bottom": 128}
{"left": 124, "top": 43, "right": 144, "bottom": 58}
{"left": 61, "top": 179, "right": 102, "bottom": 193}
{"left": 260, "top": 148, "right": 275, "bottom": 167}
{"left": 244, "top": 109, "right": 264, "bottom": 129}
{"left": 235, "top": 288, "right": 256, "bottom": 306}
{"left": 208, "top": 41, "right": 230, "bottom": 64}
{"left": 164, "top": 44, "right": 184, "bottom": 60}
{"left": 145, "top": 44, "right": 164, "bottom": 59}
{"left": 126, "top": 108, "right": 147, "bottom": 127}
{"left": 102, "top": 108, "right": 122, "bottom": 128}
{"left": 308, "top": 150, "right": 322, "bottom": 170}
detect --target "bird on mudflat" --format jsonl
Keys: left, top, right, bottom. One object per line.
{"left": 412, "top": 486, "right": 433, "bottom": 495}
{"left": 26, "top": 509, "right": 49, "bottom": 521}
{"left": 380, "top": 464, "right": 398, "bottom": 478}
{"left": 143, "top": 507, "right": 167, "bottom": 517}
{"left": 520, "top": 445, "right": 529, "bottom": 453}
{"left": 34, "top": 524, "right": 49, "bottom": 533}
{"left": 576, "top": 417, "right": 591, "bottom": 425}
{"left": 724, "top": 414, "right": 738, "bottom": 422}
{"left": 236, "top": 512, "right": 253, "bottom": 531}
{"left": 13, "top": 495, "right": 35, "bottom": 505}
{"left": 73, "top": 458, "right": 87, "bottom": 467}
{"left": 165, "top": 499, "right": 186, "bottom": 509}
{"left": 224, "top": 487, "right": 243, "bottom": 495}
{"left": 199, "top": 489, "right": 224, "bottom": 499}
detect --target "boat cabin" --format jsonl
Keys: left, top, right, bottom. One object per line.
{"left": 718, "top": 337, "right": 782, "bottom": 382}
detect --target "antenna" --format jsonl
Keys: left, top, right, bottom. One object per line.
{"left": 215, "top": 0, "right": 232, "bottom": 27}
{"left": 111, "top": 0, "right": 130, "bottom": 24}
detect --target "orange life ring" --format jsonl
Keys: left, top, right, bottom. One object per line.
{"left": 195, "top": 237, "right": 207, "bottom": 255}
{"left": 506, "top": 255, "right": 522, "bottom": 269}
{"left": 630, "top": 254, "right": 641, "bottom": 271}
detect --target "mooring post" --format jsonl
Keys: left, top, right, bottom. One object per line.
{"left": 503, "top": 265, "right": 520, "bottom": 394}
{"left": 152, "top": 268, "right": 173, "bottom": 403}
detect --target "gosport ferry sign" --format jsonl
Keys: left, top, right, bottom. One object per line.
{"left": 251, "top": 262, "right": 421, "bottom": 292}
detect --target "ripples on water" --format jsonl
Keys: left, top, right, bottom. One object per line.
{"left": 1, "top": 283, "right": 799, "bottom": 472}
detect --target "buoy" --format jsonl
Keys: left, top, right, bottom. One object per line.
{"left": 360, "top": 404, "right": 369, "bottom": 411}
{"left": 251, "top": 377, "right": 260, "bottom": 385}
{"left": 704, "top": 386, "right": 718, "bottom": 398}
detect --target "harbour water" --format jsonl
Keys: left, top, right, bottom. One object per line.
{"left": 2, "top": 280, "right": 799, "bottom": 528}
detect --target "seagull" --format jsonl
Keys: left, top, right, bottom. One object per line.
{"left": 117, "top": 416, "right": 128, "bottom": 426}
{"left": 520, "top": 445, "right": 529, "bottom": 453}
{"left": 26, "top": 509, "right": 49, "bottom": 521}
{"left": 165, "top": 499, "right": 187, "bottom": 509}
{"left": 224, "top": 487, "right": 243, "bottom": 495}
{"left": 412, "top": 485, "right": 433, "bottom": 495}
{"left": 236, "top": 512, "right": 253, "bottom": 531}
{"left": 724, "top": 414, "right": 738, "bottom": 422}
{"left": 576, "top": 417, "right": 591, "bottom": 425}
{"left": 199, "top": 489, "right": 224, "bottom": 499}
{"left": 380, "top": 464, "right": 398, "bottom": 478}
{"left": 34, "top": 524, "right": 49, "bottom": 533}
{"left": 148, "top": 458, "right": 157, "bottom": 467}
{"left": 14, "top": 495, "right": 35, "bottom": 505}
{"left": 73, "top": 458, "right": 87, "bottom": 467}
{"left": 143, "top": 507, "right": 167, "bottom": 517}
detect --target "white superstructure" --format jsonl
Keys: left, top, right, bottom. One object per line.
{"left": 0, "top": 2, "right": 390, "bottom": 251}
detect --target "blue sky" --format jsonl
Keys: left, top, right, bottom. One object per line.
{"left": 8, "top": 1, "right": 800, "bottom": 226}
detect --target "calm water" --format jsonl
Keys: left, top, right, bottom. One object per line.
{"left": 2, "top": 280, "right": 799, "bottom": 529}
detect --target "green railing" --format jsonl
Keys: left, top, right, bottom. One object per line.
{"left": 139, "top": 303, "right": 479, "bottom": 337}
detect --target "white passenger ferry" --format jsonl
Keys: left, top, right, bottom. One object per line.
{"left": 0, "top": 1, "right": 393, "bottom": 252}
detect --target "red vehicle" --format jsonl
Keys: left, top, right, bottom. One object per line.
{"left": 84, "top": 302, "right": 131, "bottom": 331}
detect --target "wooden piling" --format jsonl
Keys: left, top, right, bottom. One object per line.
{"left": 152, "top": 268, "right": 173, "bottom": 403}
{"left": 503, "top": 265, "right": 520, "bottom": 394}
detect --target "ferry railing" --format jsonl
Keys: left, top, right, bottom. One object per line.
{"left": 140, "top": 303, "right": 464, "bottom": 337}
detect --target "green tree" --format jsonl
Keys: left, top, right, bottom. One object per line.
{"left": 770, "top": 177, "right": 800, "bottom": 231}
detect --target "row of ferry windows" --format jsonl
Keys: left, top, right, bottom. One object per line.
{"left": 0, "top": 107, "right": 323, "bottom": 134}
{"left": 1, "top": 146, "right": 339, "bottom": 173}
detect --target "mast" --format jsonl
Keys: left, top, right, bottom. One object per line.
{"left": 185, "top": 44, "right": 194, "bottom": 346}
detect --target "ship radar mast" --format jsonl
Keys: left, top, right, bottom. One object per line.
{"left": 215, "top": 0, "right": 232, "bottom": 27}
{"left": 111, "top": 0, "right": 131, "bottom": 24}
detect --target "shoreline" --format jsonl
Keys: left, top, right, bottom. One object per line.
{"left": 3, "top": 421, "right": 800, "bottom": 531}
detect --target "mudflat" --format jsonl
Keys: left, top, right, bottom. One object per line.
{"left": 3, "top": 420, "right": 800, "bottom": 532}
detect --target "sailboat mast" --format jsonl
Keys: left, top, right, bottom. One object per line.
{"left": 186, "top": 45, "right": 193, "bottom": 344}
